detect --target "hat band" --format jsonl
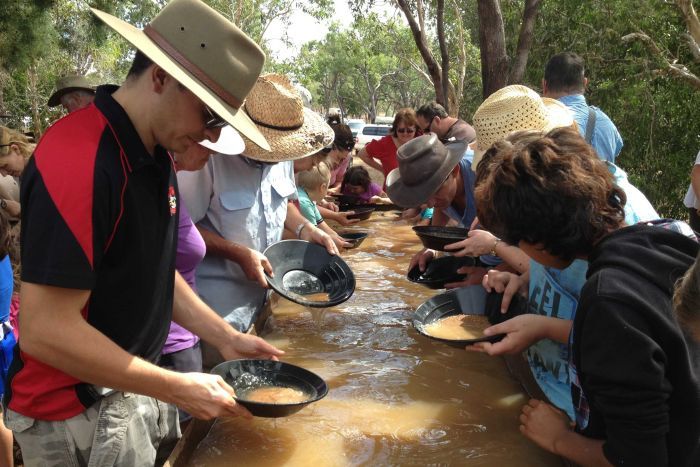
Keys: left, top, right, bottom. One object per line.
{"left": 249, "top": 115, "right": 303, "bottom": 132}
{"left": 143, "top": 25, "right": 242, "bottom": 109}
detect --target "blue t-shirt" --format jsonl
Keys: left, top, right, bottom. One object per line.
{"left": 445, "top": 151, "right": 477, "bottom": 230}
{"left": 526, "top": 171, "right": 660, "bottom": 420}
{"left": 558, "top": 94, "right": 623, "bottom": 163}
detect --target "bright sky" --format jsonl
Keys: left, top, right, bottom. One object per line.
{"left": 265, "top": 0, "right": 399, "bottom": 61}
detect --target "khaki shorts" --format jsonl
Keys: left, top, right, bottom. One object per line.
{"left": 5, "top": 391, "right": 180, "bottom": 467}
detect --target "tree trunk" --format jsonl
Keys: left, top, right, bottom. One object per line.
{"left": 477, "top": 0, "right": 509, "bottom": 99}
{"left": 509, "top": 0, "right": 541, "bottom": 84}
{"left": 396, "top": 0, "right": 446, "bottom": 107}
{"left": 436, "top": 0, "right": 451, "bottom": 114}
{"left": 27, "top": 64, "right": 43, "bottom": 137}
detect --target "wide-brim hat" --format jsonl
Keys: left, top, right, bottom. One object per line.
{"left": 48, "top": 75, "right": 96, "bottom": 107}
{"left": 471, "top": 85, "right": 574, "bottom": 169}
{"left": 385, "top": 133, "right": 465, "bottom": 208}
{"left": 240, "top": 73, "right": 334, "bottom": 162}
{"left": 198, "top": 125, "right": 245, "bottom": 155}
{"left": 91, "top": 0, "right": 270, "bottom": 151}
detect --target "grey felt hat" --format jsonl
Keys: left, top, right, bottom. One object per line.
{"left": 385, "top": 133, "right": 464, "bottom": 208}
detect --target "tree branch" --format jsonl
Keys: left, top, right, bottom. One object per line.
{"left": 677, "top": 0, "right": 700, "bottom": 47}
{"left": 622, "top": 32, "right": 700, "bottom": 90}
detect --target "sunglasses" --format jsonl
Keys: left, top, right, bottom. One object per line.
{"left": 396, "top": 128, "right": 415, "bottom": 134}
{"left": 423, "top": 116, "right": 436, "bottom": 133}
{"left": 203, "top": 104, "right": 227, "bottom": 129}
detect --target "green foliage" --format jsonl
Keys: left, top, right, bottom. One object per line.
{"left": 290, "top": 14, "right": 433, "bottom": 120}
{"left": 495, "top": 0, "right": 700, "bottom": 219}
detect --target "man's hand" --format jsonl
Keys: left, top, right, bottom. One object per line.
{"left": 300, "top": 224, "right": 339, "bottom": 255}
{"left": 482, "top": 269, "right": 528, "bottom": 313}
{"left": 219, "top": 332, "right": 285, "bottom": 362}
{"left": 170, "top": 372, "right": 252, "bottom": 420}
{"left": 333, "top": 235, "right": 353, "bottom": 249}
{"left": 408, "top": 248, "right": 436, "bottom": 273}
{"left": 236, "top": 247, "right": 273, "bottom": 288}
{"left": 444, "top": 229, "right": 498, "bottom": 257}
{"left": 519, "top": 399, "right": 573, "bottom": 454}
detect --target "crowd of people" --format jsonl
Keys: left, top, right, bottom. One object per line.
{"left": 0, "top": 0, "right": 697, "bottom": 466}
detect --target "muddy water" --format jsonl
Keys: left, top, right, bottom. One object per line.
{"left": 189, "top": 213, "right": 560, "bottom": 466}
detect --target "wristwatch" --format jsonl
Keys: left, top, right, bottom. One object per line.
{"left": 0, "top": 199, "right": 7, "bottom": 210}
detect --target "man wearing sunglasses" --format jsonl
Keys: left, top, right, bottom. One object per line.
{"left": 415, "top": 101, "right": 476, "bottom": 148}
{"left": 7, "top": 2, "right": 284, "bottom": 465}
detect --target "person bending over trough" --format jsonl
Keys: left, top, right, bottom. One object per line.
{"left": 474, "top": 127, "right": 700, "bottom": 467}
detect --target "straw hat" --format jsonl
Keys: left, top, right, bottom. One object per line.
{"left": 47, "top": 75, "right": 95, "bottom": 107}
{"left": 471, "top": 85, "right": 574, "bottom": 168}
{"left": 385, "top": 134, "right": 465, "bottom": 208}
{"left": 240, "top": 74, "right": 334, "bottom": 162}
{"left": 90, "top": 0, "right": 270, "bottom": 151}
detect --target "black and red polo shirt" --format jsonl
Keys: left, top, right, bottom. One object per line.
{"left": 5, "top": 85, "right": 179, "bottom": 420}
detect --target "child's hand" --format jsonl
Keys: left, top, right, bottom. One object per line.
{"left": 466, "top": 314, "right": 548, "bottom": 355}
{"left": 519, "top": 399, "right": 573, "bottom": 454}
{"left": 482, "top": 270, "right": 528, "bottom": 313}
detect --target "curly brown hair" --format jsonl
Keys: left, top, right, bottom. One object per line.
{"left": 475, "top": 127, "right": 626, "bottom": 262}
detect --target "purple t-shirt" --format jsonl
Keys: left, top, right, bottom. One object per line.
{"left": 162, "top": 201, "right": 206, "bottom": 355}
{"left": 343, "top": 181, "right": 383, "bottom": 203}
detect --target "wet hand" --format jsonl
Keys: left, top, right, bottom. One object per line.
{"left": 445, "top": 266, "right": 487, "bottom": 289}
{"left": 301, "top": 225, "right": 339, "bottom": 255}
{"left": 221, "top": 333, "right": 285, "bottom": 362}
{"left": 482, "top": 270, "right": 528, "bottom": 313}
{"left": 171, "top": 372, "right": 253, "bottom": 420}
{"left": 318, "top": 199, "right": 339, "bottom": 212}
{"left": 408, "top": 248, "right": 435, "bottom": 273}
{"left": 444, "top": 229, "right": 497, "bottom": 257}
{"left": 238, "top": 247, "right": 273, "bottom": 288}
{"left": 334, "top": 235, "right": 353, "bottom": 249}
{"left": 466, "top": 314, "right": 546, "bottom": 355}
{"left": 519, "top": 399, "right": 572, "bottom": 454}
{"left": 335, "top": 211, "right": 360, "bottom": 226}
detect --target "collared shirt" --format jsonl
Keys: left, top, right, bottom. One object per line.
{"left": 297, "top": 187, "right": 323, "bottom": 225}
{"left": 178, "top": 155, "right": 296, "bottom": 332}
{"left": 558, "top": 94, "right": 623, "bottom": 163}
{"left": 10, "top": 85, "right": 179, "bottom": 420}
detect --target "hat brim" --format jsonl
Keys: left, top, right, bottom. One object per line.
{"left": 199, "top": 125, "right": 245, "bottom": 155}
{"left": 386, "top": 143, "right": 465, "bottom": 208}
{"left": 48, "top": 86, "right": 96, "bottom": 108}
{"left": 238, "top": 107, "right": 334, "bottom": 162}
{"left": 471, "top": 97, "right": 574, "bottom": 170}
{"left": 91, "top": 7, "right": 270, "bottom": 152}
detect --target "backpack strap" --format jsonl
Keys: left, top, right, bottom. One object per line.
{"left": 585, "top": 106, "right": 597, "bottom": 144}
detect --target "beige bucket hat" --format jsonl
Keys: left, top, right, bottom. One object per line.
{"left": 385, "top": 133, "right": 464, "bottom": 208}
{"left": 471, "top": 85, "right": 574, "bottom": 168}
{"left": 91, "top": 0, "right": 270, "bottom": 150}
{"left": 240, "top": 74, "right": 334, "bottom": 162}
{"left": 48, "top": 75, "right": 95, "bottom": 107}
